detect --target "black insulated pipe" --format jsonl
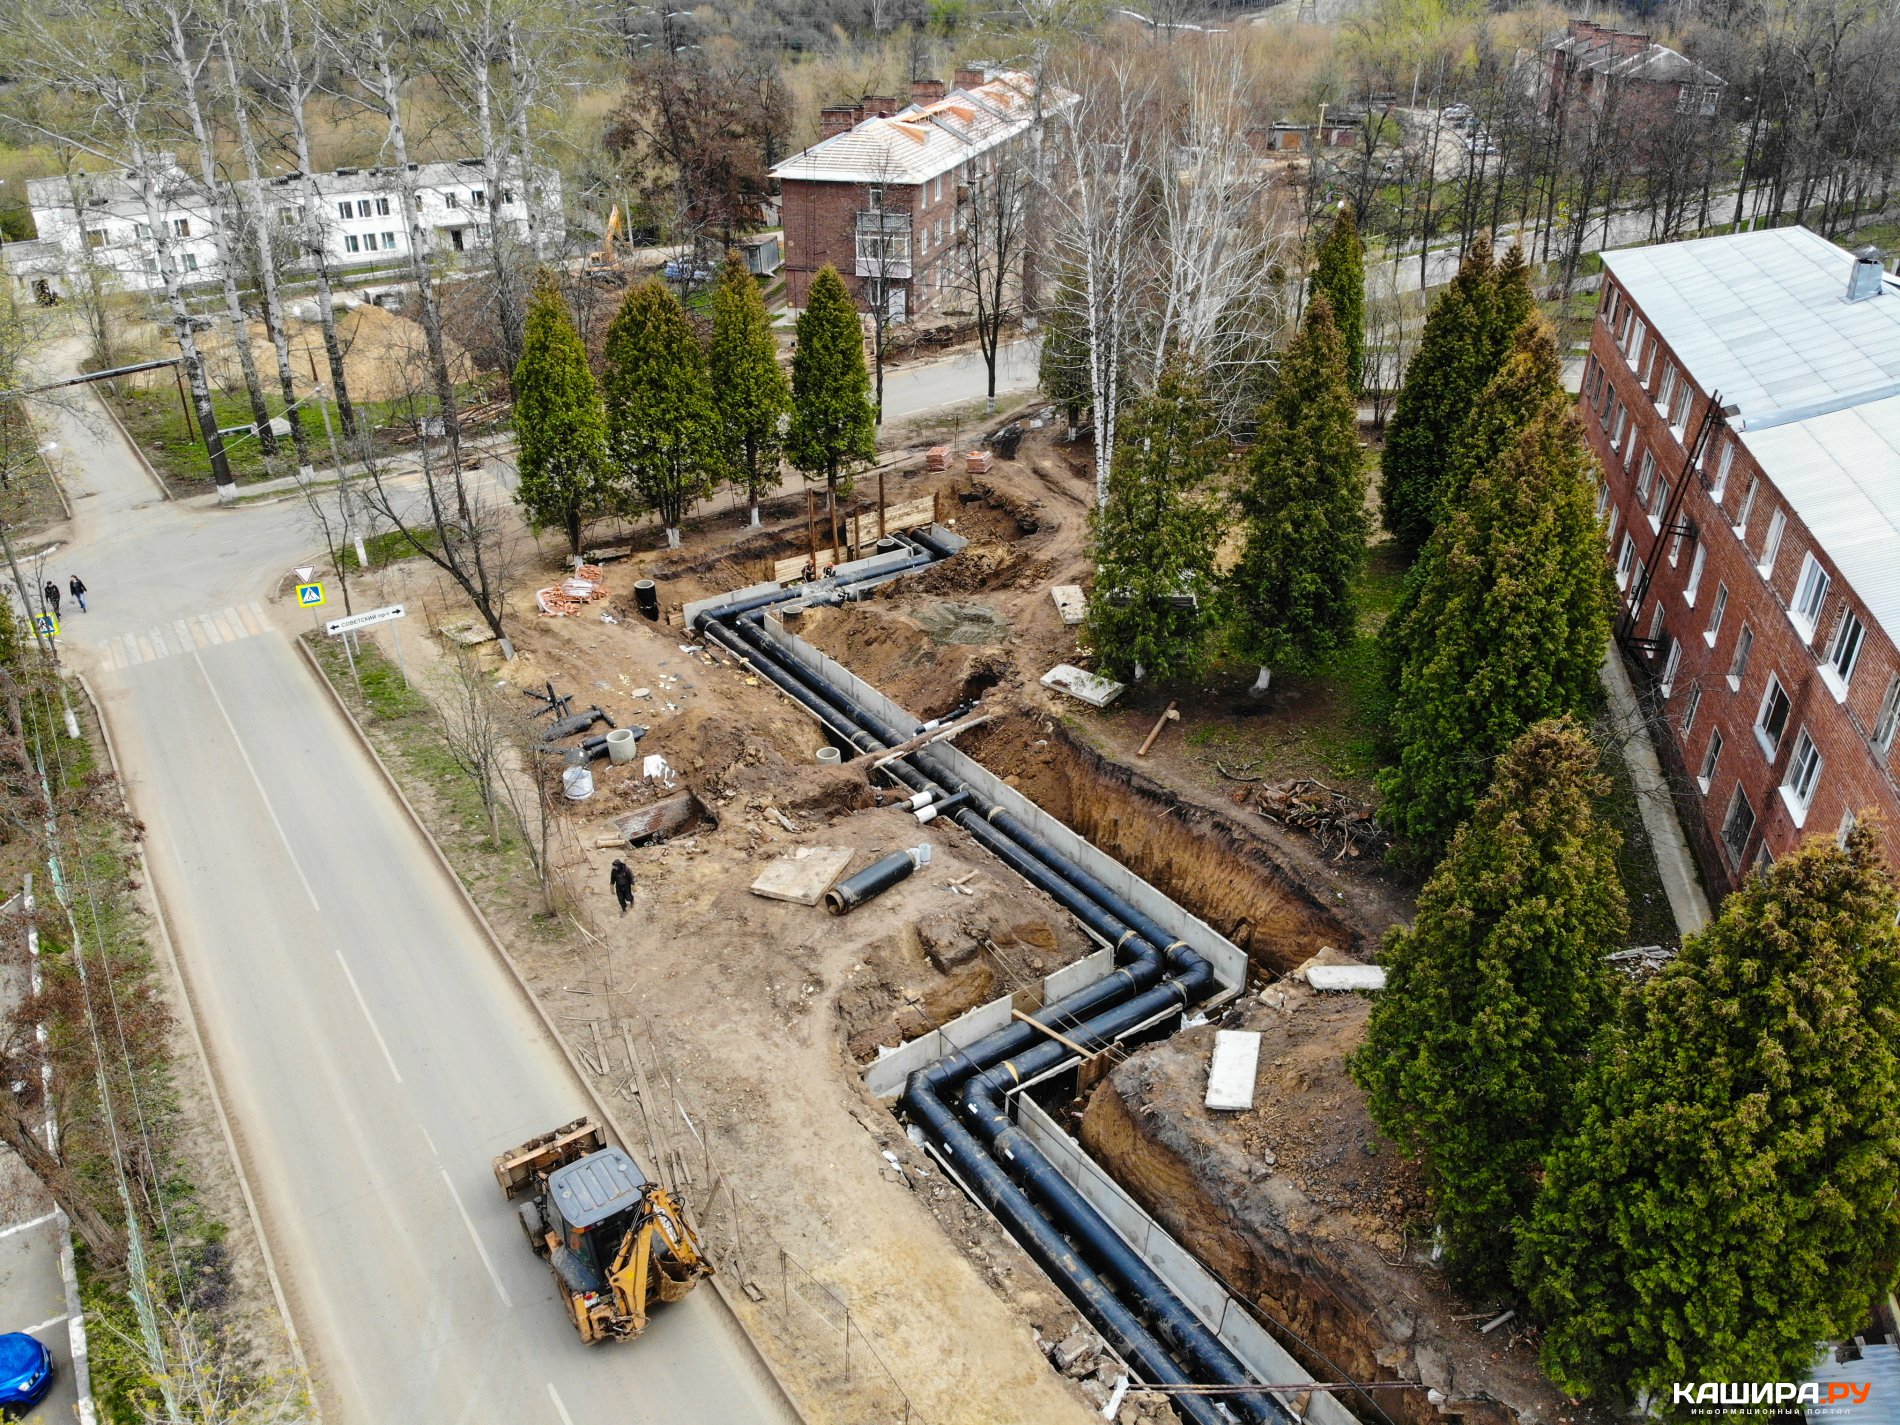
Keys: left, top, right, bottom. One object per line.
{"left": 694, "top": 550, "right": 1286, "bottom": 1418}
{"left": 826, "top": 847, "right": 925, "bottom": 916}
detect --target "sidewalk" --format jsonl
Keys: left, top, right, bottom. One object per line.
{"left": 1601, "top": 647, "right": 1712, "bottom": 938}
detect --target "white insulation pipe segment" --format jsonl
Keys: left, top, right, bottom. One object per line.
{"left": 907, "top": 790, "right": 937, "bottom": 811}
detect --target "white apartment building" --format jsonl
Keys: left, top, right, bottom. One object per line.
{"left": 20, "top": 152, "right": 563, "bottom": 298}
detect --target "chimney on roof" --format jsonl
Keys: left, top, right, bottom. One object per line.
{"left": 862, "top": 94, "right": 901, "bottom": 118}
{"left": 911, "top": 77, "right": 946, "bottom": 106}
{"left": 1847, "top": 246, "right": 1885, "bottom": 303}
{"left": 820, "top": 102, "right": 864, "bottom": 140}
{"left": 954, "top": 66, "right": 987, "bottom": 92}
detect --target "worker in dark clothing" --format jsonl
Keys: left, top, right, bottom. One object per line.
{"left": 68, "top": 575, "right": 87, "bottom": 612}
{"left": 610, "top": 859, "right": 635, "bottom": 915}
{"left": 41, "top": 581, "right": 60, "bottom": 618}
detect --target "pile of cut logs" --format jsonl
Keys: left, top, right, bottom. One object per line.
{"left": 1243, "top": 777, "right": 1387, "bottom": 860}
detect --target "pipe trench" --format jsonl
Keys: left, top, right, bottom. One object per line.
{"left": 694, "top": 537, "right": 1290, "bottom": 1425}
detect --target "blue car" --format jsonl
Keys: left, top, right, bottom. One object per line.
{"left": 0, "top": 1332, "right": 53, "bottom": 1418}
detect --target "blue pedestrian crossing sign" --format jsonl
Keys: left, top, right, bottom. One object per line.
{"left": 296, "top": 582, "right": 326, "bottom": 608}
{"left": 34, "top": 615, "right": 57, "bottom": 638}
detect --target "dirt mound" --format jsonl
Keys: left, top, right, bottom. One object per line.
{"left": 966, "top": 713, "right": 1353, "bottom": 975}
{"left": 1083, "top": 989, "right": 1609, "bottom": 1425}
{"left": 798, "top": 604, "right": 1016, "bottom": 722}
{"left": 911, "top": 600, "right": 1011, "bottom": 644}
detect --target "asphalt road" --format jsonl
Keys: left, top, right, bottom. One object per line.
{"left": 29, "top": 354, "right": 798, "bottom": 1423}
{"left": 0, "top": 1209, "right": 80, "bottom": 1425}
{"left": 879, "top": 336, "right": 1041, "bottom": 421}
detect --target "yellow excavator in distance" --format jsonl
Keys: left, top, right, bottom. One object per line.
{"left": 583, "top": 206, "right": 624, "bottom": 278}
{"left": 493, "top": 1117, "right": 712, "bottom": 1343}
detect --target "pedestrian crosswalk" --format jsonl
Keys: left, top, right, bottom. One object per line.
{"left": 97, "top": 601, "right": 270, "bottom": 671}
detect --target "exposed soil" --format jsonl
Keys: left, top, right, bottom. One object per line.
{"left": 1081, "top": 975, "right": 1615, "bottom": 1425}
{"left": 332, "top": 416, "right": 1522, "bottom": 1425}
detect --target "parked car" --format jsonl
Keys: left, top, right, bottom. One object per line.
{"left": 0, "top": 1332, "right": 53, "bottom": 1419}
{"left": 662, "top": 257, "right": 713, "bottom": 284}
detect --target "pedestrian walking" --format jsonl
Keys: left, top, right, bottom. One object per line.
{"left": 67, "top": 575, "right": 87, "bottom": 612}
{"left": 610, "top": 859, "right": 635, "bottom": 916}
{"left": 41, "top": 581, "right": 59, "bottom": 618}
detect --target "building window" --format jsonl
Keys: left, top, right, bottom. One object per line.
{"left": 1783, "top": 728, "right": 1822, "bottom": 821}
{"left": 1827, "top": 610, "right": 1865, "bottom": 688}
{"left": 1722, "top": 783, "right": 1756, "bottom": 865}
{"left": 866, "top": 184, "right": 883, "bottom": 210}
{"left": 1755, "top": 675, "right": 1791, "bottom": 758}
{"left": 84, "top": 228, "right": 107, "bottom": 249}
{"left": 1649, "top": 474, "right": 1671, "bottom": 528}
{"left": 1616, "top": 534, "right": 1636, "bottom": 590}
{"left": 1874, "top": 676, "right": 1900, "bottom": 756}
{"left": 1661, "top": 638, "right": 1682, "bottom": 695}
{"left": 182, "top": 251, "right": 199, "bottom": 271}
{"left": 1610, "top": 403, "right": 1628, "bottom": 451}
{"left": 1728, "top": 623, "right": 1752, "bottom": 688}
{"left": 173, "top": 217, "right": 191, "bottom": 237}
{"left": 1655, "top": 363, "right": 1676, "bottom": 414}
{"left": 1607, "top": 502, "right": 1621, "bottom": 547}
{"left": 1595, "top": 479, "right": 1610, "bottom": 519}
{"left": 1754, "top": 842, "right": 1775, "bottom": 876}
{"left": 1630, "top": 559, "right": 1648, "bottom": 613}
{"left": 383, "top": 232, "right": 398, "bottom": 250}
{"left": 1648, "top": 602, "right": 1667, "bottom": 653}
{"left": 337, "top": 200, "right": 353, "bottom": 220}
{"left": 1758, "top": 508, "right": 1786, "bottom": 575}
{"left": 502, "top": 187, "right": 515, "bottom": 203}
{"left": 1706, "top": 582, "right": 1728, "bottom": 644}
{"left": 278, "top": 206, "right": 298, "bottom": 226}
{"left": 1710, "top": 439, "right": 1733, "bottom": 502}
{"left": 377, "top": 197, "right": 391, "bottom": 216}
{"left": 345, "top": 234, "right": 360, "bottom": 253}
{"left": 473, "top": 188, "right": 487, "bottom": 206}
{"left": 1699, "top": 727, "right": 1724, "bottom": 791}
{"left": 1627, "top": 319, "right": 1646, "bottom": 368}
{"left": 357, "top": 199, "right": 372, "bottom": 218}
{"left": 1636, "top": 450, "right": 1656, "bottom": 503}
{"left": 446, "top": 191, "right": 461, "bottom": 208}
{"left": 1685, "top": 543, "right": 1706, "bottom": 604}
{"left": 1839, "top": 807, "right": 1858, "bottom": 847}
{"left": 1735, "top": 475, "right": 1759, "bottom": 534}
{"left": 1790, "top": 553, "right": 1830, "bottom": 638}
{"left": 1683, "top": 682, "right": 1703, "bottom": 734}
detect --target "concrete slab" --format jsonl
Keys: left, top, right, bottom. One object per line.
{"left": 1050, "top": 585, "right": 1086, "bottom": 625}
{"left": 1600, "top": 648, "right": 1712, "bottom": 937}
{"left": 1304, "top": 964, "right": 1387, "bottom": 992}
{"left": 750, "top": 846, "right": 855, "bottom": 906}
{"left": 1040, "top": 663, "right": 1124, "bottom": 709}
{"left": 1204, "top": 1030, "right": 1262, "bottom": 1111}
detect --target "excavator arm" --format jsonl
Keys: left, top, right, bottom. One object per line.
{"left": 606, "top": 1185, "right": 713, "bottom": 1334}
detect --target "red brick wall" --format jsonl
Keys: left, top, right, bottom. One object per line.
{"left": 779, "top": 161, "right": 980, "bottom": 319}
{"left": 1579, "top": 281, "right": 1900, "bottom": 897}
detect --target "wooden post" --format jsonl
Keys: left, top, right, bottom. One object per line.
{"left": 1137, "top": 701, "right": 1180, "bottom": 757}
{"left": 878, "top": 469, "right": 887, "bottom": 539}
{"left": 932, "top": 490, "right": 941, "bottom": 526}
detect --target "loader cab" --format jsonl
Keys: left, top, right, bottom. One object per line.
{"left": 547, "top": 1148, "right": 648, "bottom": 1279}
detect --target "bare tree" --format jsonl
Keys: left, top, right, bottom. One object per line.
{"left": 956, "top": 158, "right": 1027, "bottom": 410}
{"left": 433, "top": 644, "right": 509, "bottom": 847}
{"left": 1041, "top": 46, "right": 1155, "bottom": 504}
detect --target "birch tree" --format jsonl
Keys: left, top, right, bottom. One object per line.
{"left": 1042, "top": 49, "right": 1155, "bottom": 504}
{"left": 956, "top": 159, "right": 1028, "bottom": 409}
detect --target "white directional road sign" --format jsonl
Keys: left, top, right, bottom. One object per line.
{"left": 325, "top": 603, "right": 406, "bottom": 636}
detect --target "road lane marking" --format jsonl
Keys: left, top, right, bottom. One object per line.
{"left": 18, "top": 1313, "right": 68, "bottom": 1336}
{"left": 0, "top": 1210, "right": 60, "bottom": 1239}
{"left": 332, "top": 950, "right": 403, "bottom": 1085}
{"left": 441, "top": 1169, "right": 512, "bottom": 1308}
{"left": 547, "top": 1384, "right": 576, "bottom": 1425}
{"left": 191, "top": 650, "right": 322, "bottom": 914}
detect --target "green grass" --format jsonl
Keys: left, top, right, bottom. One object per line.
{"left": 1594, "top": 735, "right": 1688, "bottom": 950}
{"left": 359, "top": 525, "right": 444, "bottom": 569}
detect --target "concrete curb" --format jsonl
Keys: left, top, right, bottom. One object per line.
{"left": 73, "top": 672, "right": 319, "bottom": 1414}
{"left": 291, "top": 636, "right": 813, "bottom": 1425}
{"left": 54, "top": 1214, "right": 95, "bottom": 1425}
{"left": 84, "top": 383, "right": 175, "bottom": 503}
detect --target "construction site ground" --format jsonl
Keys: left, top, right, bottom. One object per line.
{"left": 320, "top": 419, "right": 1618, "bottom": 1425}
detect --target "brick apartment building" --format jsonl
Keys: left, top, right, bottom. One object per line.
{"left": 769, "top": 68, "right": 1072, "bottom": 319}
{"left": 1581, "top": 227, "right": 1900, "bottom": 894}
{"left": 1545, "top": 19, "right": 1726, "bottom": 127}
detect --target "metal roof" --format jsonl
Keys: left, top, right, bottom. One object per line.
{"left": 769, "top": 72, "right": 1072, "bottom": 187}
{"left": 548, "top": 1147, "right": 647, "bottom": 1230}
{"left": 1602, "top": 227, "right": 1900, "bottom": 431}
{"left": 1807, "top": 1341, "right": 1900, "bottom": 1424}
{"left": 1739, "top": 394, "right": 1900, "bottom": 633}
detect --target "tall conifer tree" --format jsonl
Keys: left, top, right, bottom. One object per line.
{"left": 1352, "top": 716, "right": 1624, "bottom": 1291}
{"left": 1311, "top": 205, "right": 1366, "bottom": 394}
{"left": 1087, "top": 357, "right": 1226, "bottom": 683}
{"left": 709, "top": 253, "right": 792, "bottom": 528}
{"left": 1229, "top": 294, "right": 1366, "bottom": 693}
{"left": 1519, "top": 824, "right": 1900, "bottom": 1413}
{"left": 513, "top": 275, "right": 611, "bottom": 555}
{"left": 601, "top": 278, "right": 717, "bottom": 547}
{"left": 786, "top": 266, "right": 877, "bottom": 554}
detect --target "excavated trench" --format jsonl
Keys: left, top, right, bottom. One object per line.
{"left": 965, "top": 715, "right": 1349, "bottom": 978}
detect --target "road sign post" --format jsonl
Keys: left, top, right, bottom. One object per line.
{"left": 325, "top": 604, "right": 408, "bottom": 688}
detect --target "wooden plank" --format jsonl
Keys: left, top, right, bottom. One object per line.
{"left": 768, "top": 497, "right": 936, "bottom": 583}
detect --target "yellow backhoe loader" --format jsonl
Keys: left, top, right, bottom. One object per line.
{"left": 493, "top": 1117, "right": 711, "bottom": 1343}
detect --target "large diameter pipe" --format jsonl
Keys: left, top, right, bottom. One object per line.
{"left": 826, "top": 846, "right": 928, "bottom": 915}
